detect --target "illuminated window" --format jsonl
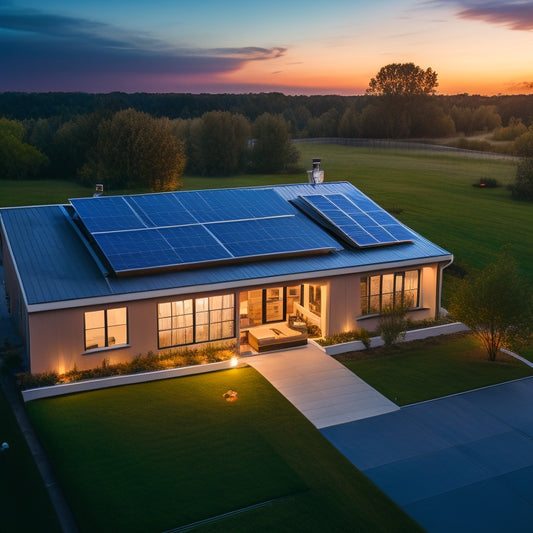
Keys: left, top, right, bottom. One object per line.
{"left": 158, "top": 294, "right": 235, "bottom": 349}
{"left": 360, "top": 270, "right": 420, "bottom": 316}
{"left": 308, "top": 284, "right": 322, "bottom": 316}
{"left": 84, "top": 307, "right": 128, "bottom": 350}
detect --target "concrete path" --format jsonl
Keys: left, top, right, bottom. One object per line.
{"left": 245, "top": 343, "right": 399, "bottom": 429}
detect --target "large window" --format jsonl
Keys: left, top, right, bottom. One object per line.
{"left": 360, "top": 270, "right": 420, "bottom": 316}
{"left": 158, "top": 294, "right": 235, "bottom": 349}
{"left": 85, "top": 307, "right": 128, "bottom": 350}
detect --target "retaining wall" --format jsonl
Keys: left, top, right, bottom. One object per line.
{"left": 315, "top": 322, "right": 470, "bottom": 356}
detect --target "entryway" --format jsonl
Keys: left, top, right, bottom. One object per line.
{"left": 245, "top": 343, "right": 399, "bottom": 428}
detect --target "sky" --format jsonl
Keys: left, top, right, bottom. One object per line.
{"left": 1, "top": 0, "right": 533, "bottom": 95}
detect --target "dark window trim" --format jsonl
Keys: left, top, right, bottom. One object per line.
{"left": 360, "top": 269, "right": 420, "bottom": 317}
{"left": 157, "top": 294, "right": 236, "bottom": 350}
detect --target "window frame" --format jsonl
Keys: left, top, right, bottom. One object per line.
{"left": 158, "top": 293, "right": 235, "bottom": 349}
{"left": 360, "top": 270, "right": 420, "bottom": 317}
{"left": 84, "top": 307, "right": 128, "bottom": 352}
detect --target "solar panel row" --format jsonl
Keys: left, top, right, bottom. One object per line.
{"left": 70, "top": 188, "right": 341, "bottom": 275}
{"left": 294, "top": 193, "right": 413, "bottom": 248}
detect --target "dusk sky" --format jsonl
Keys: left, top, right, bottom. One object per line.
{"left": 2, "top": 0, "right": 533, "bottom": 95}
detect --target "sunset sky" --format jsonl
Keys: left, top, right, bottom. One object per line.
{"left": 2, "top": 0, "right": 533, "bottom": 95}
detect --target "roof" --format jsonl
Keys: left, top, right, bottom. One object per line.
{"left": 0, "top": 181, "right": 452, "bottom": 310}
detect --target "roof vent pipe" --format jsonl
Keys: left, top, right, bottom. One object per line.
{"left": 307, "top": 158, "right": 324, "bottom": 185}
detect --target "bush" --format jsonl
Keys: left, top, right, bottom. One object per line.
{"left": 377, "top": 302, "right": 411, "bottom": 346}
{"left": 509, "top": 158, "right": 533, "bottom": 201}
{"left": 317, "top": 329, "right": 371, "bottom": 348}
{"left": 472, "top": 177, "right": 500, "bottom": 188}
{"left": 16, "top": 342, "right": 237, "bottom": 389}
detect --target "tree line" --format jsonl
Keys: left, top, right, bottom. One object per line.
{"left": 0, "top": 109, "right": 298, "bottom": 191}
{"left": 3, "top": 62, "right": 533, "bottom": 196}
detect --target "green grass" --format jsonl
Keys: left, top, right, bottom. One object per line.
{"left": 2, "top": 143, "right": 529, "bottom": 281}
{"left": 335, "top": 333, "right": 533, "bottom": 406}
{"left": 26, "top": 368, "right": 421, "bottom": 533}
{"left": 0, "top": 384, "right": 62, "bottom": 533}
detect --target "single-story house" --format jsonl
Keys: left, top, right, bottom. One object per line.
{"left": 0, "top": 176, "right": 452, "bottom": 375}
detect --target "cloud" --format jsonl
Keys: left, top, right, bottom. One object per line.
{"left": 0, "top": 7, "right": 287, "bottom": 91}
{"left": 505, "top": 81, "right": 533, "bottom": 93}
{"left": 432, "top": 1, "right": 533, "bottom": 31}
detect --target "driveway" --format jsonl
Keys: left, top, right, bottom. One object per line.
{"left": 321, "top": 377, "right": 533, "bottom": 533}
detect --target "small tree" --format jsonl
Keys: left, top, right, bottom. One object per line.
{"left": 449, "top": 253, "right": 533, "bottom": 361}
{"left": 377, "top": 298, "right": 412, "bottom": 346}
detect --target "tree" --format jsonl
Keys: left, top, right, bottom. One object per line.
{"left": 448, "top": 253, "right": 533, "bottom": 361}
{"left": 365, "top": 63, "right": 439, "bottom": 138}
{"left": 0, "top": 117, "right": 49, "bottom": 179}
{"left": 250, "top": 113, "right": 299, "bottom": 173}
{"left": 90, "top": 109, "right": 186, "bottom": 191}
{"left": 195, "top": 111, "right": 251, "bottom": 176}
{"left": 509, "top": 128, "right": 533, "bottom": 200}
{"left": 366, "top": 63, "right": 438, "bottom": 97}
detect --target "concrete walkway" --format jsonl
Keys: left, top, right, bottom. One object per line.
{"left": 246, "top": 343, "right": 399, "bottom": 429}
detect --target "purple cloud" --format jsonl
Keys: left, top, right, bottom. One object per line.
{"left": 435, "top": 1, "right": 533, "bottom": 31}
{"left": 0, "top": 7, "right": 287, "bottom": 92}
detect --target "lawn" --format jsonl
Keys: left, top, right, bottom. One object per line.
{"left": 26, "top": 367, "right": 422, "bottom": 533}
{"left": 335, "top": 333, "right": 533, "bottom": 406}
{"left": 0, "top": 383, "right": 62, "bottom": 533}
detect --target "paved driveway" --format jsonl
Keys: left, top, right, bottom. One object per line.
{"left": 321, "top": 377, "right": 533, "bottom": 533}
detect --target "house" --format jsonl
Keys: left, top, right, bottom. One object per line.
{"left": 0, "top": 177, "right": 452, "bottom": 375}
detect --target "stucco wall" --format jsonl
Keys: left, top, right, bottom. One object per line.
{"left": 326, "top": 263, "right": 442, "bottom": 336}
{"left": 28, "top": 287, "right": 238, "bottom": 374}
{"left": 26, "top": 262, "right": 446, "bottom": 374}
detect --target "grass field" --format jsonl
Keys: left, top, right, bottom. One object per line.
{"left": 0, "top": 384, "right": 62, "bottom": 533}
{"left": 1, "top": 142, "right": 528, "bottom": 282}
{"left": 26, "top": 368, "right": 422, "bottom": 533}
{"left": 335, "top": 333, "right": 533, "bottom": 406}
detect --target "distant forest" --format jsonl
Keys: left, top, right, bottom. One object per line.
{"left": 3, "top": 91, "right": 533, "bottom": 191}
{"left": 3, "top": 91, "right": 533, "bottom": 132}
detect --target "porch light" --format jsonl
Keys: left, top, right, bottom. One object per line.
{"left": 230, "top": 356, "right": 238, "bottom": 367}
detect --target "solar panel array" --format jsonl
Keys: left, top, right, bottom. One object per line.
{"left": 292, "top": 193, "right": 414, "bottom": 248}
{"left": 70, "top": 189, "right": 341, "bottom": 275}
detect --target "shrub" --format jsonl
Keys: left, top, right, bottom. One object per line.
{"left": 317, "top": 329, "right": 371, "bottom": 348}
{"left": 377, "top": 301, "right": 411, "bottom": 346}
{"left": 16, "top": 342, "right": 237, "bottom": 389}
{"left": 473, "top": 177, "right": 500, "bottom": 188}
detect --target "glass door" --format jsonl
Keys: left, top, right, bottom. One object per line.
{"left": 265, "top": 288, "right": 284, "bottom": 323}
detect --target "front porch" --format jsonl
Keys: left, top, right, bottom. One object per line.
{"left": 237, "top": 283, "right": 325, "bottom": 355}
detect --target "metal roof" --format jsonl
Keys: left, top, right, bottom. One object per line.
{"left": 0, "top": 182, "right": 452, "bottom": 310}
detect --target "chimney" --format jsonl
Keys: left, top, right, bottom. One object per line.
{"left": 307, "top": 158, "right": 324, "bottom": 185}
{"left": 93, "top": 184, "right": 104, "bottom": 197}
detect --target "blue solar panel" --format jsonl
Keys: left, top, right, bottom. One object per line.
{"left": 70, "top": 188, "right": 340, "bottom": 275}
{"left": 207, "top": 216, "right": 340, "bottom": 258}
{"left": 158, "top": 226, "right": 231, "bottom": 263}
{"left": 93, "top": 229, "right": 179, "bottom": 272}
{"left": 70, "top": 197, "right": 145, "bottom": 233}
{"left": 182, "top": 188, "right": 295, "bottom": 223}
{"left": 296, "top": 193, "right": 413, "bottom": 248}
{"left": 126, "top": 194, "right": 197, "bottom": 227}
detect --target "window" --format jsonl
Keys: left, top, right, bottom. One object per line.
{"left": 85, "top": 307, "right": 128, "bottom": 350}
{"left": 308, "top": 284, "right": 322, "bottom": 316}
{"left": 158, "top": 294, "right": 235, "bottom": 349}
{"left": 360, "top": 270, "right": 420, "bottom": 316}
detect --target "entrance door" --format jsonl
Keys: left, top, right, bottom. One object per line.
{"left": 265, "top": 288, "right": 284, "bottom": 323}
